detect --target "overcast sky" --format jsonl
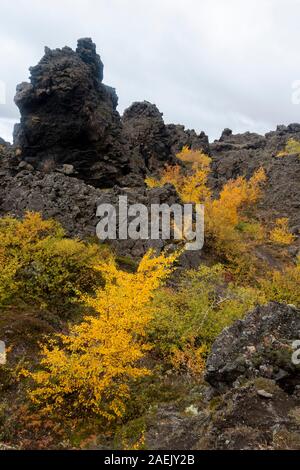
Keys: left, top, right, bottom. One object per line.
{"left": 1, "top": 0, "right": 300, "bottom": 142}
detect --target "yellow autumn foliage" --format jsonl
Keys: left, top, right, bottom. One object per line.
{"left": 269, "top": 218, "right": 296, "bottom": 245}
{"left": 176, "top": 146, "right": 212, "bottom": 169}
{"left": 25, "top": 250, "right": 178, "bottom": 420}
{"left": 146, "top": 147, "right": 267, "bottom": 274}
{"left": 0, "top": 212, "right": 107, "bottom": 310}
{"left": 205, "top": 168, "right": 267, "bottom": 261}
{"left": 145, "top": 147, "right": 211, "bottom": 204}
{"left": 277, "top": 138, "right": 300, "bottom": 157}
{"left": 260, "top": 255, "right": 300, "bottom": 307}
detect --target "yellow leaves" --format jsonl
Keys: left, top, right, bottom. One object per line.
{"left": 180, "top": 166, "right": 212, "bottom": 204}
{"left": 0, "top": 246, "right": 21, "bottom": 304}
{"left": 158, "top": 164, "right": 185, "bottom": 194}
{"left": 26, "top": 250, "right": 178, "bottom": 420}
{"left": 145, "top": 148, "right": 267, "bottom": 275}
{"left": 208, "top": 168, "right": 266, "bottom": 227}
{"left": 83, "top": 249, "right": 178, "bottom": 337}
{"left": 246, "top": 167, "right": 267, "bottom": 201}
{"left": 177, "top": 146, "right": 212, "bottom": 170}
{"left": 28, "top": 328, "right": 147, "bottom": 419}
{"left": 0, "top": 212, "right": 105, "bottom": 309}
{"left": 260, "top": 256, "right": 300, "bottom": 307}
{"left": 149, "top": 263, "right": 264, "bottom": 375}
{"left": 269, "top": 218, "right": 296, "bottom": 245}
{"left": 171, "top": 149, "right": 212, "bottom": 204}
{"left": 205, "top": 169, "right": 266, "bottom": 266}
{"left": 14, "top": 211, "right": 64, "bottom": 247}
{"left": 277, "top": 138, "right": 300, "bottom": 157}
{"left": 145, "top": 147, "right": 212, "bottom": 204}
{"left": 144, "top": 176, "right": 160, "bottom": 189}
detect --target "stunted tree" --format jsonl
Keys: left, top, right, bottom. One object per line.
{"left": 25, "top": 250, "right": 178, "bottom": 421}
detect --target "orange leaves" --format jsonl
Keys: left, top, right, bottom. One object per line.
{"left": 205, "top": 168, "right": 266, "bottom": 268}
{"left": 246, "top": 167, "right": 267, "bottom": 203}
{"left": 207, "top": 168, "right": 266, "bottom": 231}
{"left": 145, "top": 147, "right": 212, "bottom": 204}
{"left": 176, "top": 146, "right": 211, "bottom": 170}
{"left": 170, "top": 343, "right": 208, "bottom": 376}
{"left": 145, "top": 146, "right": 267, "bottom": 273}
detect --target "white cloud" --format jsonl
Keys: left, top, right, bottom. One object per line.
{"left": 0, "top": 117, "right": 16, "bottom": 143}
{"left": 1, "top": 0, "right": 300, "bottom": 143}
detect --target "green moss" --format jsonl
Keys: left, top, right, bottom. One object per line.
{"left": 209, "top": 395, "right": 223, "bottom": 412}
{"left": 124, "top": 374, "right": 191, "bottom": 422}
{"left": 114, "top": 417, "right": 146, "bottom": 450}
{"left": 252, "top": 378, "right": 280, "bottom": 394}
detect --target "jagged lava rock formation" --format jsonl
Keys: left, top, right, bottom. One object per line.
{"left": 13, "top": 38, "right": 209, "bottom": 188}
{"left": 122, "top": 101, "right": 209, "bottom": 176}
{"left": 14, "top": 38, "right": 130, "bottom": 187}
{"left": 210, "top": 126, "right": 300, "bottom": 227}
{"left": 1, "top": 38, "right": 300, "bottom": 450}
{"left": 199, "top": 303, "right": 300, "bottom": 450}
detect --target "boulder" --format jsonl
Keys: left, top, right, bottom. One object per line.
{"left": 205, "top": 302, "right": 300, "bottom": 391}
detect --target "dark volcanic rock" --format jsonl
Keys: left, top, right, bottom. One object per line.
{"left": 14, "top": 38, "right": 130, "bottom": 188}
{"left": 146, "top": 404, "right": 208, "bottom": 450}
{"left": 143, "top": 302, "right": 300, "bottom": 451}
{"left": 205, "top": 303, "right": 300, "bottom": 391}
{"left": 122, "top": 101, "right": 176, "bottom": 176}
{"left": 197, "top": 379, "right": 300, "bottom": 450}
{"left": 166, "top": 124, "right": 210, "bottom": 155}
{"left": 121, "top": 100, "right": 210, "bottom": 178}
{"left": 0, "top": 139, "right": 17, "bottom": 174}
{"left": 210, "top": 126, "right": 300, "bottom": 226}
{"left": 0, "top": 169, "right": 102, "bottom": 238}
{"left": 196, "top": 302, "right": 300, "bottom": 450}
{"left": 0, "top": 167, "right": 182, "bottom": 258}
{"left": 13, "top": 39, "right": 210, "bottom": 188}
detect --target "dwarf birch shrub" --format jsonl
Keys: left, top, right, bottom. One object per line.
{"left": 25, "top": 250, "right": 178, "bottom": 420}
{"left": 145, "top": 147, "right": 211, "bottom": 204}
{"left": 205, "top": 168, "right": 266, "bottom": 253}
{"left": 277, "top": 138, "right": 300, "bottom": 157}
{"left": 146, "top": 148, "right": 267, "bottom": 274}
{"left": 260, "top": 255, "right": 300, "bottom": 307}
{"left": 0, "top": 212, "right": 107, "bottom": 310}
{"left": 148, "top": 264, "right": 264, "bottom": 374}
{"left": 269, "top": 218, "right": 296, "bottom": 245}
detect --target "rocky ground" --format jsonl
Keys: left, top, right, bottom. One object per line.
{"left": 145, "top": 303, "right": 300, "bottom": 450}
{"left": 210, "top": 126, "right": 300, "bottom": 228}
